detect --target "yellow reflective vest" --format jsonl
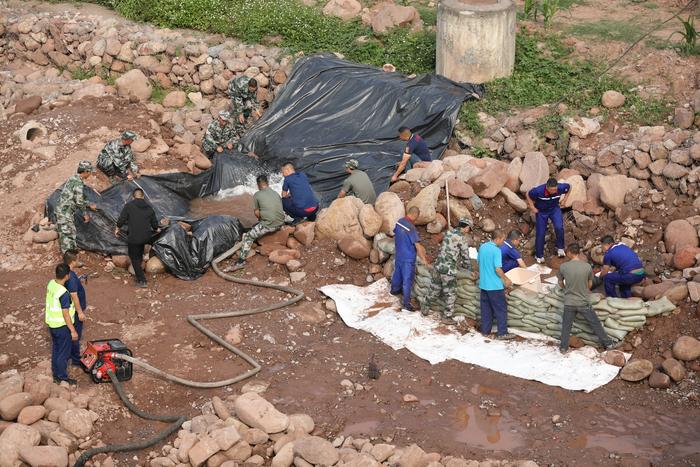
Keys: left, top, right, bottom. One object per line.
{"left": 45, "top": 279, "right": 75, "bottom": 328}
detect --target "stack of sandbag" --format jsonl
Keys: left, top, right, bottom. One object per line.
{"left": 411, "top": 263, "right": 677, "bottom": 345}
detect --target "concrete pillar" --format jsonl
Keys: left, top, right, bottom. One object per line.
{"left": 436, "top": 0, "right": 516, "bottom": 84}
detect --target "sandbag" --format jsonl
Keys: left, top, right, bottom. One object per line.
{"left": 645, "top": 296, "right": 676, "bottom": 316}
{"left": 606, "top": 297, "right": 644, "bottom": 310}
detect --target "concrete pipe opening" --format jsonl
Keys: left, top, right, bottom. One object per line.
{"left": 436, "top": 0, "right": 516, "bottom": 84}
{"left": 18, "top": 120, "right": 47, "bottom": 144}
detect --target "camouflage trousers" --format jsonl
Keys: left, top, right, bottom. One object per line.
{"left": 239, "top": 223, "right": 278, "bottom": 262}
{"left": 56, "top": 214, "right": 77, "bottom": 253}
{"left": 422, "top": 272, "right": 457, "bottom": 317}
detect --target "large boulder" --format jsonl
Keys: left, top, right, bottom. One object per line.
{"left": 115, "top": 69, "right": 152, "bottom": 102}
{"left": 505, "top": 157, "right": 522, "bottom": 192}
{"left": 620, "top": 359, "right": 654, "bottom": 382}
{"left": 323, "top": 0, "right": 362, "bottom": 20}
{"left": 359, "top": 204, "right": 382, "bottom": 237}
{"left": 672, "top": 336, "right": 700, "bottom": 361}
{"left": 598, "top": 175, "right": 638, "bottom": 210}
{"left": 233, "top": 393, "right": 289, "bottom": 434}
{"left": 419, "top": 160, "right": 444, "bottom": 184}
{"left": 294, "top": 436, "right": 340, "bottom": 466}
{"left": 518, "top": 152, "right": 549, "bottom": 194}
{"left": 58, "top": 408, "right": 96, "bottom": 438}
{"left": 467, "top": 161, "right": 508, "bottom": 199}
{"left": 0, "top": 423, "right": 41, "bottom": 467}
{"left": 446, "top": 178, "right": 474, "bottom": 199}
{"left": 361, "top": 1, "right": 423, "bottom": 34}
{"left": 375, "top": 193, "right": 405, "bottom": 235}
{"left": 337, "top": 236, "right": 371, "bottom": 259}
{"left": 315, "top": 197, "right": 364, "bottom": 241}
{"left": 664, "top": 219, "right": 699, "bottom": 253}
{"left": 406, "top": 184, "right": 440, "bottom": 224}
{"left": 500, "top": 187, "right": 527, "bottom": 212}
{"left": 560, "top": 175, "right": 587, "bottom": 208}
{"left": 18, "top": 446, "right": 68, "bottom": 467}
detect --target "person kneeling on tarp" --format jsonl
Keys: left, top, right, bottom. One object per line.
{"left": 557, "top": 243, "right": 615, "bottom": 354}
{"left": 281, "top": 162, "right": 319, "bottom": 224}
{"left": 599, "top": 236, "right": 646, "bottom": 298}
{"left": 227, "top": 175, "right": 285, "bottom": 272}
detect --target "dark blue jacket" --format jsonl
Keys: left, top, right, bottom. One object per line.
{"left": 528, "top": 183, "right": 570, "bottom": 212}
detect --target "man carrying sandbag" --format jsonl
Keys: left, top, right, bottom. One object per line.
{"left": 557, "top": 243, "right": 616, "bottom": 353}
{"left": 599, "top": 236, "right": 646, "bottom": 298}
{"left": 477, "top": 230, "right": 515, "bottom": 340}
{"left": 421, "top": 217, "right": 474, "bottom": 325}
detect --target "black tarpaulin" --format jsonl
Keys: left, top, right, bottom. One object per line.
{"left": 45, "top": 54, "right": 482, "bottom": 279}
{"left": 240, "top": 54, "right": 483, "bottom": 204}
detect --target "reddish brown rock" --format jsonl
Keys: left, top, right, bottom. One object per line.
{"left": 446, "top": 178, "right": 474, "bottom": 199}
{"left": 661, "top": 358, "right": 686, "bottom": 382}
{"left": 603, "top": 350, "right": 626, "bottom": 367}
{"left": 620, "top": 359, "right": 653, "bottom": 382}
{"left": 268, "top": 249, "right": 301, "bottom": 265}
{"left": 337, "top": 237, "right": 371, "bottom": 259}
{"left": 468, "top": 162, "right": 508, "bottom": 199}
{"left": 258, "top": 228, "right": 291, "bottom": 246}
{"left": 672, "top": 335, "right": 700, "bottom": 361}
{"left": 648, "top": 371, "right": 671, "bottom": 389}
{"left": 664, "top": 219, "right": 699, "bottom": 253}
{"left": 293, "top": 222, "right": 315, "bottom": 247}
{"left": 13, "top": 96, "right": 42, "bottom": 115}
{"left": 673, "top": 246, "right": 700, "bottom": 270}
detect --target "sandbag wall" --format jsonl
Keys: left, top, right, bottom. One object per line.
{"left": 373, "top": 235, "right": 677, "bottom": 344}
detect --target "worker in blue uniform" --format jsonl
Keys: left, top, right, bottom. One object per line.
{"left": 600, "top": 236, "right": 646, "bottom": 298}
{"left": 390, "top": 206, "right": 429, "bottom": 311}
{"left": 526, "top": 178, "right": 571, "bottom": 264}
{"left": 500, "top": 230, "right": 527, "bottom": 273}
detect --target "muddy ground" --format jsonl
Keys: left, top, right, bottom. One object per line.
{"left": 2, "top": 237, "right": 699, "bottom": 466}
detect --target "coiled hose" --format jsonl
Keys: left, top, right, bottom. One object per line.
{"left": 73, "top": 243, "right": 306, "bottom": 466}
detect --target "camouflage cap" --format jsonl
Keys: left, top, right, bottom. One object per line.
{"left": 218, "top": 110, "right": 231, "bottom": 121}
{"left": 121, "top": 130, "right": 138, "bottom": 141}
{"left": 77, "top": 160, "right": 94, "bottom": 173}
{"left": 457, "top": 217, "right": 473, "bottom": 228}
{"left": 344, "top": 159, "right": 359, "bottom": 170}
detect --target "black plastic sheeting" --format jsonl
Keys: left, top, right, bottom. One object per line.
{"left": 45, "top": 54, "right": 481, "bottom": 279}
{"left": 240, "top": 54, "right": 483, "bottom": 204}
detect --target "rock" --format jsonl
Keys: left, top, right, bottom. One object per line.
{"left": 288, "top": 413, "right": 314, "bottom": 434}
{"left": 115, "top": 69, "right": 152, "bottom": 102}
{"left": 272, "top": 442, "right": 294, "bottom": 467}
{"left": 131, "top": 137, "right": 151, "bottom": 153}
{"left": 290, "top": 271, "right": 307, "bottom": 283}
{"left": 689, "top": 282, "right": 700, "bottom": 302}
{"left": 374, "top": 192, "right": 405, "bottom": 234}
{"left": 662, "top": 283, "right": 688, "bottom": 305}
{"left": 601, "top": 90, "right": 625, "bottom": 109}
{"left": 482, "top": 218, "right": 496, "bottom": 233}
{"left": 603, "top": 350, "right": 626, "bottom": 367}
{"left": 145, "top": 256, "right": 166, "bottom": 274}
{"left": 188, "top": 436, "right": 221, "bottom": 467}
{"left": 323, "top": 0, "right": 362, "bottom": 20}
{"left": 406, "top": 183, "right": 440, "bottom": 224}
{"left": 361, "top": 1, "right": 423, "bottom": 34}
{"left": 661, "top": 358, "right": 686, "bottom": 382}
{"left": 294, "top": 222, "right": 315, "bottom": 246}
{"left": 468, "top": 162, "right": 508, "bottom": 199}
{"left": 563, "top": 117, "right": 600, "bottom": 139}
{"left": 642, "top": 281, "right": 675, "bottom": 300}
{"left": 315, "top": 197, "right": 364, "bottom": 241}
{"left": 224, "top": 440, "right": 252, "bottom": 462}
{"left": 233, "top": 392, "right": 289, "bottom": 434}
{"left": 338, "top": 236, "right": 371, "bottom": 259}
{"left": 397, "top": 443, "right": 426, "bottom": 467}
{"left": 48, "top": 428, "right": 77, "bottom": 454}
{"left": 58, "top": 408, "right": 95, "bottom": 438}
{"left": 13, "top": 96, "right": 42, "bottom": 115}
{"left": 17, "top": 406, "right": 45, "bottom": 425}
{"left": 371, "top": 444, "right": 395, "bottom": 463}
{"left": 163, "top": 90, "right": 187, "bottom": 108}
{"left": 500, "top": 187, "right": 527, "bottom": 212}
{"left": 598, "top": 175, "right": 638, "bottom": 210}
{"left": 18, "top": 446, "right": 68, "bottom": 467}
{"left": 446, "top": 178, "right": 474, "bottom": 199}
{"left": 25, "top": 378, "right": 52, "bottom": 405}
{"left": 359, "top": 205, "right": 382, "bottom": 237}
{"left": 662, "top": 162, "right": 690, "bottom": 179}
{"left": 505, "top": 157, "right": 522, "bottom": 192}
{"left": 268, "top": 249, "right": 301, "bottom": 265}
{"left": 673, "top": 246, "right": 700, "bottom": 269}
{"left": 560, "top": 175, "right": 586, "bottom": 208}
{"left": 294, "top": 436, "right": 340, "bottom": 466}
{"left": 0, "top": 373, "right": 23, "bottom": 402}
{"left": 225, "top": 325, "right": 242, "bottom": 345}
{"left": 672, "top": 336, "right": 700, "bottom": 361}
{"left": 664, "top": 219, "right": 699, "bottom": 253}
{"left": 674, "top": 107, "right": 695, "bottom": 129}
{"left": 518, "top": 152, "right": 549, "bottom": 194}
{"left": 259, "top": 229, "right": 293, "bottom": 246}
{"left": 426, "top": 213, "right": 447, "bottom": 233}
{"left": 0, "top": 423, "right": 41, "bottom": 467}
{"left": 419, "top": 160, "right": 444, "bottom": 183}
{"left": 620, "top": 359, "right": 654, "bottom": 382}
{"left": 648, "top": 371, "right": 671, "bottom": 389}
{"left": 211, "top": 425, "right": 241, "bottom": 451}
{"left": 0, "top": 392, "right": 32, "bottom": 421}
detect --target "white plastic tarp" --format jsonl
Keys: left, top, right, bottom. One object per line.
{"left": 320, "top": 279, "right": 623, "bottom": 392}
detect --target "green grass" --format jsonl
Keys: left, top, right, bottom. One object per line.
{"left": 84, "top": 0, "right": 436, "bottom": 74}
{"left": 460, "top": 32, "right": 669, "bottom": 135}
{"left": 417, "top": 6, "right": 438, "bottom": 27}
{"left": 567, "top": 19, "right": 657, "bottom": 43}
{"left": 71, "top": 68, "right": 96, "bottom": 80}
{"left": 150, "top": 83, "right": 167, "bottom": 104}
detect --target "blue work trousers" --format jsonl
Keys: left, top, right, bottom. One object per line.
{"left": 282, "top": 198, "right": 319, "bottom": 221}
{"left": 391, "top": 260, "right": 416, "bottom": 308}
{"left": 50, "top": 326, "right": 72, "bottom": 380}
{"left": 604, "top": 272, "right": 645, "bottom": 298}
{"left": 535, "top": 208, "right": 565, "bottom": 258}
{"left": 480, "top": 289, "right": 508, "bottom": 336}
{"left": 71, "top": 318, "right": 83, "bottom": 365}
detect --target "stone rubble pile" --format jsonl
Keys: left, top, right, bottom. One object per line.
{"left": 618, "top": 335, "right": 700, "bottom": 390}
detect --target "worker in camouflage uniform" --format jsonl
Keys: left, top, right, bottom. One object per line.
{"left": 96, "top": 130, "right": 140, "bottom": 183}
{"left": 228, "top": 76, "right": 261, "bottom": 126}
{"left": 421, "top": 217, "right": 475, "bottom": 325}
{"left": 55, "top": 161, "right": 97, "bottom": 253}
{"left": 201, "top": 111, "right": 241, "bottom": 157}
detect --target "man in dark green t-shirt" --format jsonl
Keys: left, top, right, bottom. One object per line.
{"left": 557, "top": 243, "right": 615, "bottom": 353}
{"left": 337, "top": 159, "right": 377, "bottom": 204}
{"left": 227, "top": 175, "right": 285, "bottom": 272}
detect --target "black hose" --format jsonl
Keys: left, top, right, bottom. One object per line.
{"left": 73, "top": 370, "right": 186, "bottom": 467}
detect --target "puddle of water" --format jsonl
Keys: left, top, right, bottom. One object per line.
{"left": 342, "top": 420, "right": 381, "bottom": 436}
{"left": 452, "top": 403, "right": 523, "bottom": 451}
{"left": 584, "top": 434, "right": 661, "bottom": 458}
